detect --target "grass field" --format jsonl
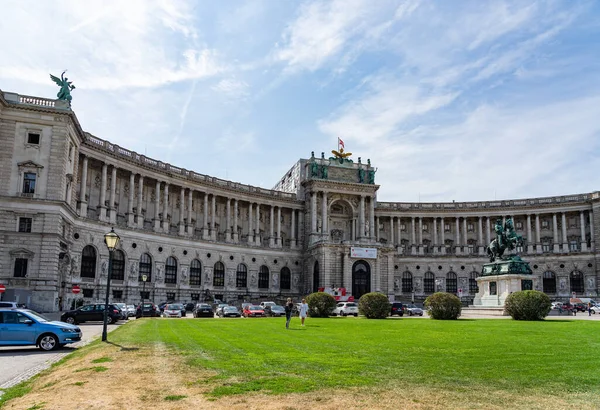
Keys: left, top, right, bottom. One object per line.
{"left": 2, "top": 317, "right": 600, "bottom": 409}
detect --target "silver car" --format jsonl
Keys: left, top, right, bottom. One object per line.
{"left": 162, "top": 304, "right": 183, "bottom": 318}
{"left": 126, "top": 305, "right": 136, "bottom": 317}
{"left": 404, "top": 304, "right": 424, "bottom": 316}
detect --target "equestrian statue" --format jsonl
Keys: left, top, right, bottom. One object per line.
{"left": 486, "top": 217, "right": 524, "bottom": 262}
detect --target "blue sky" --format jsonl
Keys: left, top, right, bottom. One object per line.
{"left": 1, "top": 0, "right": 599, "bottom": 202}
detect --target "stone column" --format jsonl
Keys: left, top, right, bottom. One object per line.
{"left": 127, "top": 172, "right": 135, "bottom": 227}
{"left": 390, "top": 217, "right": 395, "bottom": 247}
{"left": 359, "top": 195, "right": 365, "bottom": 239}
{"left": 462, "top": 218, "right": 467, "bottom": 248}
{"left": 137, "top": 175, "right": 144, "bottom": 228}
{"left": 202, "top": 192, "right": 209, "bottom": 239}
{"left": 211, "top": 194, "right": 217, "bottom": 241}
{"left": 277, "top": 207, "right": 282, "bottom": 247}
{"left": 562, "top": 212, "right": 568, "bottom": 252}
{"left": 255, "top": 204, "right": 261, "bottom": 245}
{"left": 418, "top": 217, "right": 424, "bottom": 255}
{"left": 478, "top": 216, "right": 484, "bottom": 255}
{"left": 311, "top": 193, "right": 318, "bottom": 234}
{"left": 485, "top": 217, "right": 491, "bottom": 245}
{"left": 233, "top": 199, "right": 239, "bottom": 243}
{"left": 248, "top": 202, "right": 254, "bottom": 244}
{"left": 526, "top": 215, "right": 533, "bottom": 253}
{"left": 291, "top": 209, "right": 297, "bottom": 248}
{"left": 590, "top": 211, "right": 595, "bottom": 251}
{"left": 322, "top": 192, "right": 328, "bottom": 237}
{"left": 153, "top": 181, "right": 161, "bottom": 231}
{"left": 225, "top": 198, "right": 231, "bottom": 242}
{"left": 376, "top": 216, "right": 380, "bottom": 242}
{"left": 369, "top": 196, "right": 375, "bottom": 239}
{"left": 298, "top": 210, "right": 304, "bottom": 247}
{"left": 580, "top": 211, "right": 588, "bottom": 252}
{"left": 79, "top": 156, "right": 88, "bottom": 217}
{"left": 455, "top": 217, "right": 461, "bottom": 255}
{"left": 440, "top": 217, "right": 446, "bottom": 255}
{"left": 411, "top": 217, "right": 416, "bottom": 255}
{"left": 109, "top": 166, "right": 117, "bottom": 224}
{"left": 552, "top": 213, "right": 559, "bottom": 252}
{"left": 535, "top": 214, "right": 542, "bottom": 253}
{"left": 179, "top": 187, "right": 186, "bottom": 235}
{"left": 433, "top": 218, "right": 438, "bottom": 254}
{"left": 162, "top": 183, "right": 169, "bottom": 233}
{"left": 187, "top": 190, "right": 194, "bottom": 235}
{"left": 99, "top": 163, "right": 107, "bottom": 222}
{"left": 269, "top": 205, "right": 275, "bottom": 247}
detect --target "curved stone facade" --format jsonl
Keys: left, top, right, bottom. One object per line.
{"left": 0, "top": 90, "right": 598, "bottom": 312}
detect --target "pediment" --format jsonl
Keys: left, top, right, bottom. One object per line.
{"left": 9, "top": 248, "right": 35, "bottom": 257}
{"left": 17, "top": 160, "right": 44, "bottom": 169}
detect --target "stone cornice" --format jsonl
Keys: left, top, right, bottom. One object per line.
{"left": 303, "top": 179, "right": 379, "bottom": 196}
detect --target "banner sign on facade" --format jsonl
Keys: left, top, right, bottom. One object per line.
{"left": 350, "top": 247, "right": 378, "bottom": 259}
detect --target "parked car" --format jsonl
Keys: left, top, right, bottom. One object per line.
{"left": 0, "top": 308, "right": 82, "bottom": 351}
{"left": 243, "top": 305, "right": 265, "bottom": 317}
{"left": 126, "top": 305, "right": 136, "bottom": 317}
{"left": 185, "top": 302, "right": 195, "bottom": 312}
{"left": 214, "top": 303, "right": 229, "bottom": 316}
{"left": 260, "top": 301, "right": 276, "bottom": 310}
{"left": 114, "top": 303, "right": 129, "bottom": 320}
{"left": 590, "top": 305, "right": 600, "bottom": 314}
{"left": 158, "top": 301, "right": 174, "bottom": 313}
{"left": 573, "top": 303, "right": 588, "bottom": 312}
{"left": 60, "top": 304, "right": 121, "bottom": 325}
{"left": 162, "top": 304, "right": 184, "bottom": 318}
{"left": 0, "top": 301, "right": 20, "bottom": 309}
{"left": 390, "top": 302, "right": 404, "bottom": 317}
{"left": 241, "top": 302, "right": 252, "bottom": 311}
{"left": 332, "top": 302, "right": 359, "bottom": 317}
{"left": 193, "top": 303, "right": 214, "bottom": 318}
{"left": 136, "top": 303, "right": 160, "bottom": 318}
{"left": 404, "top": 304, "right": 424, "bottom": 316}
{"left": 219, "top": 306, "right": 241, "bottom": 318}
{"left": 264, "top": 305, "right": 286, "bottom": 317}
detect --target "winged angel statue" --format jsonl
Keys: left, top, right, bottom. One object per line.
{"left": 50, "top": 71, "right": 76, "bottom": 103}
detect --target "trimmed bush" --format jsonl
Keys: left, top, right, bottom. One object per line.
{"left": 358, "top": 292, "right": 391, "bottom": 319}
{"left": 425, "top": 292, "right": 462, "bottom": 320}
{"left": 306, "top": 292, "right": 336, "bottom": 318}
{"left": 504, "top": 290, "right": 552, "bottom": 320}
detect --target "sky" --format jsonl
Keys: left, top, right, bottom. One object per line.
{"left": 1, "top": 0, "right": 599, "bottom": 202}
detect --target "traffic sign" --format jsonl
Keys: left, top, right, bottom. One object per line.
{"left": 572, "top": 292, "right": 576, "bottom": 299}
{"left": 0, "top": 284, "right": 5, "bottom": 294}
{"left": 458, "top": 288, "right": 463, "bottom": 296}
{"left": 72, "top": 285, "right": 81, "bottom": 294}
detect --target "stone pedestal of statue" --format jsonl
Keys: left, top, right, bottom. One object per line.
{"left": 473, "top": 257, "right": 533, "bottom": 307}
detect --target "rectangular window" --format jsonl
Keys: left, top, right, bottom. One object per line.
{"left": 489, "top": 281, "right": 497, "bottom": 295}
{"left": 112, "top": 290, "right": 123, "bottom": 299}
{"left": 191, "top": 293, "right": 200, "bottom": 301}
{"left": 140, "top": 291, "right": 150, "bottom": 300}
{"left": 422, "top": 224, "right": 428, "bottom": 231}
{"left": 83, "top": 289, "right": 94, "bottom": 298}
{"left": 516, "top": 221, "right": 523, "bottom": 230}
{"left": 18, "top": 217, "right": 32, "bottom": 233}
{"left": 541, "top": 220, "right": 549, "bottom": 229}
{"left": 569, "top": 241, "right": 579, "bottom": 251}
{"left": 467, "top": 223, "right": 474, "bottom": 232}
{"left": 27, "top": 133, "right": 40, "bottom": 144}
{"left": 23, "top": 173, "right": 36, "bottom": 194}
{"left": 467, "top": 245, "right": 473, "bottom": 254}
{"left": 400, "top": 224, "right": 406, "bottom": 231}
{"left": 14, "top": 258, "right": 28, "bottom": 277}
{"left": 542, "top": 242, "right": 551, "bottom": 252}
{"left": 166, "top": 292, "right": 176, "bottom": 301}
{"left": 444, "top": 224, "right": 451, "bottom": 232}
{"left": 516, "top": 245, "right": 524, "bottom": 253}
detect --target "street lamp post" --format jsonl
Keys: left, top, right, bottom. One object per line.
{"left": 102, "top": 227, "right": 120, "bottom": 342}
{"left": 411, "top": 287, "right": 415, "bottom": 304}
{"left": 141, "top": 274, "right": 147, "bottom": 304}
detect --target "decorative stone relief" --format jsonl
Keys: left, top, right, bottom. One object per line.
{"left": 129, "top": 262, "right": 138, "bottom": 280}
{"left": 394, "top": 277, "right": 400, "bottom": 290}
{"left": 272, "top": 273, "right": 279, "bottom": 287}
{"left": 101, "top": 259, "right": 108, "bottom": 277}
{"left": 586, "top": 276, "right": 595, "bottom": 290}
{"left": 559, "top": 277, "right": 567, "bottom": 290}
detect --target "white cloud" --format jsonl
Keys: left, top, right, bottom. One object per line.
{"left": 211, "top": 78, "right": 250, "bottom": 101}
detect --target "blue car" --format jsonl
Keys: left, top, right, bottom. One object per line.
{"left": 0, "top": 308, "right": 82, "bottom": 351}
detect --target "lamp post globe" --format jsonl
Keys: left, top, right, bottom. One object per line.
{"left": 102, "top": 227, "right": 120, "bottom": 342}
{"left": 141, "top": 274, "right": 148, "bottom": 306}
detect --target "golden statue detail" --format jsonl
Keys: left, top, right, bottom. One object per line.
{"left": 331, "top": 147, "right": 352, "bottom": 159}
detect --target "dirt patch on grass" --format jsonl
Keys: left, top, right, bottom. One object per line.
{"left": 3, "top": 343, "right": 599, "bottom": 410}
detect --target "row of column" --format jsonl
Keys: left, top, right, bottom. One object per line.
{"left": 309, "top": 191, "right": 376, "bottom": 240}
{"left": 374, "top": 212, "right": 594, "bottom": 255}
{"left": 77, "top": 156, "right": 301, "bottom": 247}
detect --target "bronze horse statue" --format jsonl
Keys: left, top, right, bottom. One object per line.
{"left": 486, "top": 218, "right": 524, "bottom": 262}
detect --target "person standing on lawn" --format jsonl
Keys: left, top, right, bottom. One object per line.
{"left": 285, "top": 298, "right": 294, "bottom": 329}
{"left": 299, "top": 298, "right": 309, "bottom": 326}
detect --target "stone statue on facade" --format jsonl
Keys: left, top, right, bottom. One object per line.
{"left": 358, "top": 168, "right": 365, "bottom": 183}
{"left": 368, "top": 169, "right": 376, "bottom": 184}
{"left": 272, "top": 273, "right": 279, "bottom": 287}
{"left": 101, "top": 259, "right": 108, "bottom": 277}
{"left": 50, "top": 71, "right": 76, "bottom": 103}
{"left": 311, "top": 161, "right": 319, "bottom": 177}
{"left": 129, "top": 261, "right": 138, "bottom": 280}
{"left": 321, "top": 164, "right": 328, "bottom": 179}
{"left": 70, "top": 255, "right": 80, "bottom": 277}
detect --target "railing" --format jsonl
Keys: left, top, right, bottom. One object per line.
{"left": 18, "top": 95, "right": 57, "bottom": 107}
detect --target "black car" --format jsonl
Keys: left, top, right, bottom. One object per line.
{"left": 219, "top": 306, "right": 241, "bottom": 318}
{"left": 264, "top": 305, "right": 286, "bottom": 317}
{"left": 185, "top": 302, "right": 195, "bottom": 312}
{"left": 61, "top": 304, "right": 121, "bottom": 325}
{"left": 193, "top": 303, "right": 214, "bottom": 318}
{"left": 390, "top": 302, "right": 404, "bottom": 317}
{"left": 136, "top": 303, "right": 161, "bottom": 318}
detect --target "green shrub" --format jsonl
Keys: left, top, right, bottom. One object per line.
{"left": 504, "top": 290, "right": 551, "bottom": 320}
{"left": 424, "top": 292, "right": 462, "bottom": 320}
{"left": 306, "top": 292, "right": 336, "bottom": 318}
{"left": 358, "top": 292, "right": 390, "bottom": 319}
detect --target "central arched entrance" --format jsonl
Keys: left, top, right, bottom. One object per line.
{"left": 352, "top": 260, "right": 371, "bottom": 300}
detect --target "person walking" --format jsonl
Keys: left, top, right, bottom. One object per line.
{"left": 589, "top": 302, "right": 592, "bottom": 317}
{"left": 285, "top": 297, "right": 294, "bottom": 329}
{"left": 299, "top": 298, "right": 309, "bottom": 326}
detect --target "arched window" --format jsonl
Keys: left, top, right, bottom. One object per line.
{"left": 280, "top": 267, "right": 291, "bottom": 290}
{"left": 190, "top": 259, "right": 202, "bottom": 286}
{"left": 236, "top": 263, "right": 247, "bottom": 288}
{"left": 424, "top": 271, "right": 435, "bottom": 294}
{"left": 139, "top": 253, "right": 152, "bottom": 282}
{"left": 446, "top": 272, "right": 457, "bottom": 294}
{"left": 543, "top": 271, "right": 556, "bottom": 294}
{"left": 213, "top": 262, "right": 225, "bottom": 287}
{"left": 402, "top": 271, "right": 413, "bottom": 293}
{"left": 570, "top": 270, "right": 584, "bottom": 294}
{"left": 469, "top": 271, "right": 479, "bottom": 294}
{"left": 111, "top": 250, "right": 125, "bottom": 280}
{"left": 259, "top": 265, "right": 269, "bottom": 289}
{"left": 313, "top": 261, "right": 320, "bottom": 292}
{"left": 165, "top": 257, "right": 177, "bottom": 284}
{"left": 81, "top": 245, "right": 96, "bottom": 278}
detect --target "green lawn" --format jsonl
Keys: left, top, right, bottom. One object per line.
{"left": 109, "top": 317, "right": 600, "bottom": 397}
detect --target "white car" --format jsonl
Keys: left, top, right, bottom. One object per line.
{"left": 332, "top": 302, "right": 359, "bottom": 317}
{"left": 162, "top": 304, "right": 183, "bottom": 318}
{"left": 126, "top": 305, "right": 136, "bottom": 317}
{"left": 590, "top": 305, "right": 600, "bottom": 314}
{"left": 404, "top": 304, "right": 424, "bottom": 316}
{"left": 260, "top": 301, "right": 276, "bottom": 310}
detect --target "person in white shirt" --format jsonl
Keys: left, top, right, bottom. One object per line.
{"left": 299, "top": 298, "right": 309, "bottom": 326}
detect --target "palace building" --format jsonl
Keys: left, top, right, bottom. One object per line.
{"left": 0, "top": 89, "right": 598, "bottom": 312}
